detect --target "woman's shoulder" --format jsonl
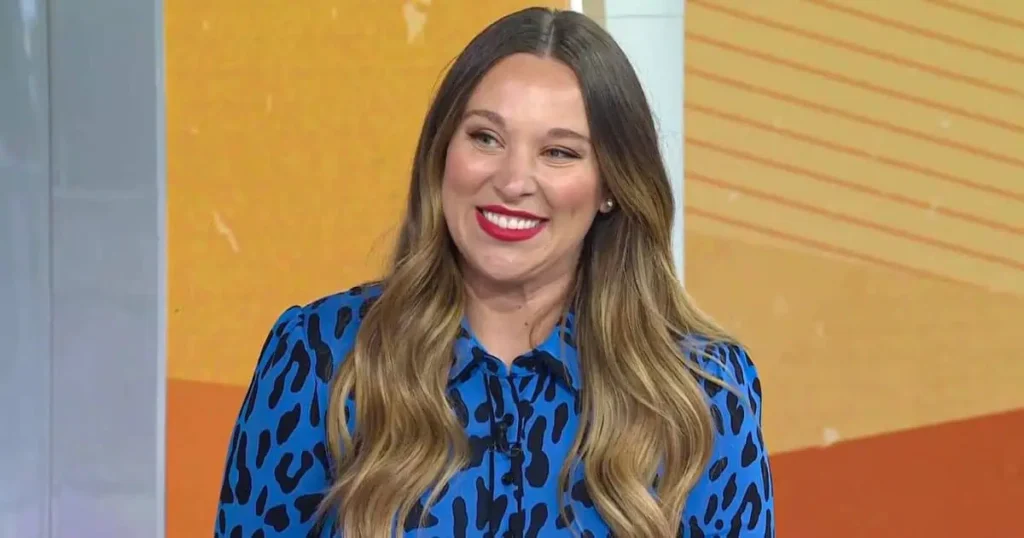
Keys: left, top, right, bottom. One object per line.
{"left": 678, "top": 336, "right": 773, "bottom": 533}
{"left": 300, "top": 281, "right": 384, "bottom": 338}
{"left": 681, "top": 334, "right": 761, "bottom": 395}
{"left": 680, "top": 334, "right": 765, "bottom": 432}
{"left": 259, "top": 282, "right": 383, "bottom": 373}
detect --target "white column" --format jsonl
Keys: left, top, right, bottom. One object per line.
{"left": 582, "top": 0, "right": 686, "bottom": 280}
{"left": 46, "top": 0, "right": 167, "bottom": 536}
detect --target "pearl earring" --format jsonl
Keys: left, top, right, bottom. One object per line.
{"left": 601, "top": 199, "right": 615, "bottom": 212}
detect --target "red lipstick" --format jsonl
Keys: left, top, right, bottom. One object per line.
{"left": 476, "top": 205, "right": 547, "bottom": 242}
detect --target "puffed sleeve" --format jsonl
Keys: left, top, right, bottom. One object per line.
{"left": 215, "top": 305, "right": 335, "bottom": 537}
{"left": 681, "top": 341, "right": 774, "bottom": 537}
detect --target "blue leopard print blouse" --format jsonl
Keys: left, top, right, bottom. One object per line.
{"left": 216, "top": 283, "right": 774, "bottom": 537}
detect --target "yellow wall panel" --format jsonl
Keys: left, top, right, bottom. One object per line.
{"left": 687, "top": 61, "right": 1024, "bottom": 190}
{"left": 687, "top": 120, "right": 1023, "bottom": 252}
{"left": 686, "top": 104, "right": 1024, "bottom": 222}
{"left": 687, "top": 227, "right": 1024, "bottom": 450}
{"left": 689, "top": 179, "right": 1023, "bottom": 292}
{"left": 831, "top": 0, "right": 1024, "bottom": 59}
{"left": 687, "top": 38, "right": 1024, "bottom": 159}
{"left": 690, "top": 5, "right": 1024, "bottom": 533}
{"left": 165, "top": 3, "right": 568, "bottom": 537}
{"left": 691, "top": 0, "right": 1024, "bottom": 108}
{"left": 166, "top": 0, "right": 566, "bottom": 387}
{"left": 685, "top": 0, "right": 1024, "bottom": 453}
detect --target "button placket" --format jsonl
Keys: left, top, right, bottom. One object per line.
{"left": 496, "top": 388, "right": 523, "bottom": 491}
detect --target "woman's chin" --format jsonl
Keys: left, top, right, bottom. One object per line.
{"left": 477, "top": 266, "right": 536, "bottom": 287}
{"left": 463, "top": 257, "right": 542, "bottom": 288}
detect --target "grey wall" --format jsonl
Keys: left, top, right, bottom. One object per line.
{"left": 0, "top": 0, "right": 165, "bottom": 536}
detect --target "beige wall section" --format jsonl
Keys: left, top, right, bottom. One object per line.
{"left": 581, "top": 0, "right": 606, "bottom": 26}
{"left": 685, "top": 0, "right": 1024, "bottom": 453}
{"left": 167, "top": 0, "right": 567, "bottom": 387}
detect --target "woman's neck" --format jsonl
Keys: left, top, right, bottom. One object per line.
{"left": 461, "top": 268, "right": 573, "bottom": 366}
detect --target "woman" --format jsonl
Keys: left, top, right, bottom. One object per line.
{"left": 216, "top": 7, "right": 773, "bottom": 538}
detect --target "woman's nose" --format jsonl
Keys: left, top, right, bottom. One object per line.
{"left": 492, "top": 149, "right": 537, "bottom": 197}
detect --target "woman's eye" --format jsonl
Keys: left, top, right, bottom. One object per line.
{"left": 471, "top": 132, "right": 499, "bottom": 147}
{"left": 545, "top": 147, "right": 579, "bottom": 160}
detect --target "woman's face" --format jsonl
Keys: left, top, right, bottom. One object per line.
{"left": 441, "top": 53, "right": 608, "bottom": 288}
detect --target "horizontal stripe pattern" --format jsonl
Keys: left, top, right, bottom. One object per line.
{"left": 685, "top": 0, "right": 1024, "bottom": 447}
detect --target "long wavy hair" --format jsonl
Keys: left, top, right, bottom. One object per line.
{"left": 322, "top": 7, "right": 735, "bottom": 537}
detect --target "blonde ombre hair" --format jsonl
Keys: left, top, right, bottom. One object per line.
{"left": 322, "top": 7, "right": 735, "bottom": 537}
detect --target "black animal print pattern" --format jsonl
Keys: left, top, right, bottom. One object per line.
{"left": 216, "top": 284, "right": 774, "bottom": 537}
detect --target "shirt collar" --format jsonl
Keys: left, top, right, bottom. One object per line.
{"left": 450, "top": 312, "right": 581, "bottom": 394}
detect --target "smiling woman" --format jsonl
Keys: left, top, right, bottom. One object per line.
{"left": 214, "top": 7, "right": 774, "bottom": 538}
{"left": 442, "top": 53, "right": 607, "bottom": 290}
